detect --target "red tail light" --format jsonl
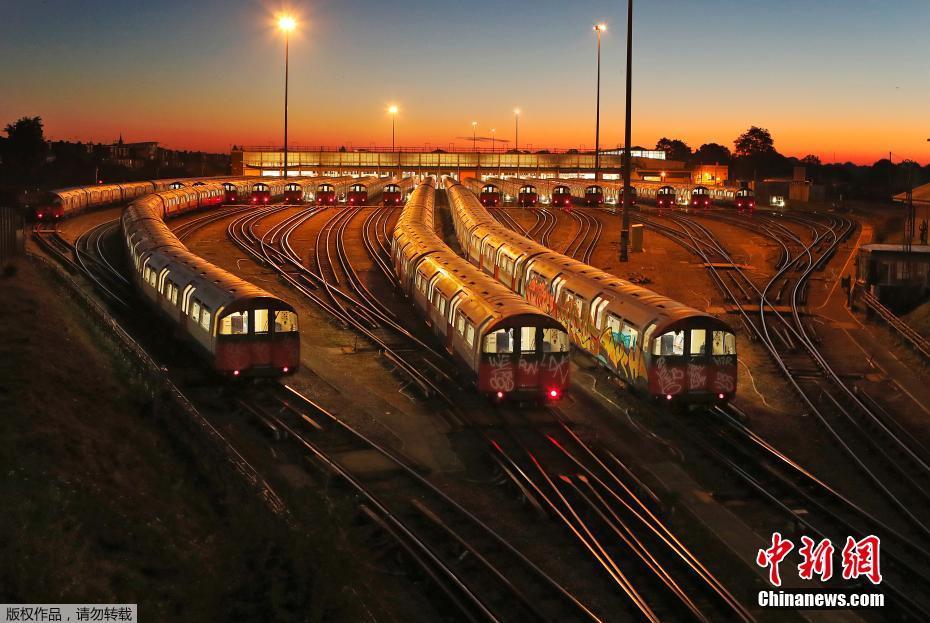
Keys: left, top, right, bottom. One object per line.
{"left": 233, "top": 370, "right": 240, "bottom": 376}
{"left": 282, "top": 366, "right": 289, "bottom": 373}
{"left": 718, "top": 393, "right": 725, "bottom": 399}
{"left": 548, "top": 388, "right": 560, "bottom": 399}
{"left": 496, "top": 391, "right": 504, "bottom": 399}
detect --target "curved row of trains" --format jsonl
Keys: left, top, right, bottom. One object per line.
{"left": 438, "top": 177, "right": 738, "bottom": 404}
{"left": 468, "top": 176, "right": 756, "bottom": 212}
{"left": 32, "top": 172, "right": 737, "bottom": 405}
{"left": 24, "top": 175, "right": 414, "bottom": 222}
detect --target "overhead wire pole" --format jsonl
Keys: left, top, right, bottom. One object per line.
{"left": 514, "top": 109, "right": 520, "bottom": 179}
{"left": 619, "top": 0, "right": 633, "bottom": 262}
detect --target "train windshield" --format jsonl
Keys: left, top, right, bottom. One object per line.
{"left": 275, "top": 310, "right": 299, "bottom": 332}
{"left": 318, "top": 184, "right": 334, "bottom": 191}
{"left": 541, "top": 328, "right": 570, "bottom": 352}
{"left": 222, "top": 183, "right": 236, "bottom": 191}
{"left": 350, "top": 184, "right": 365, "bottom": 192}
{"left": 482, "top": 185, "right": 498, "bottom": 193}
{"left": 553, "top": 186, "right": 570, "bottom": 194}
{"left": 692, "top": 187, "right": 709, "bottom": 195}
{"left": 385, "top": 184, "right": 400, "bottom": 192}
{"left": 285, "top": 183, "right": 301, "bottom": 191}
{"left": 651, "top": 328, "right": 735, "bottom": 356}
{"left": 484, "top": 328, "right": 514, "bottom": 353}
{"left": 253, "top": 184, "right": 268, "bottom": 191}
{"left": 585, "top": 186, "right": 602, "bottom": 194}
{"left": 520, "top": 186, "right": 536, "bottom": 194}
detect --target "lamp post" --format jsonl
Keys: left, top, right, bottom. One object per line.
{"left": 514, "top": 108, "right": 520, "bottom": 179}
{"left": 388, "top": 105, "right": 398, "bottom": 152}
{"left": 277, "top": 15, "right": 296, "bottom": 179}
{"left": 619, "top": 2, "right": 632, "bottom": 262}
{"left": 593, "top": 23, "right": 606, "bottom": 183}
{"left": 472, "top": 121, "right": 478, "bottom": 152}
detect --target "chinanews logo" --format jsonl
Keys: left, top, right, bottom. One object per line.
{"left": 754, "top": 533, "right": 885, "bottom": 609}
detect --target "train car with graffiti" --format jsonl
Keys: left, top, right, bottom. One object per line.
{"left": 445, "top": 177, "right": 737, "bottom": 404}
{"left": 392, "top": 179, "right": 571, "bottom": 402}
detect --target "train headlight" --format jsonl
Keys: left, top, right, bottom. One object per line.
{"left": 282, "top": 366, "right": 289, "bottom": 373}
{"left": 233, "top": 370, "right": 240, "bottom": 376}
{"left": 718, "top": 393, "right": 725, "bottom": 400}
{"left": 548, "top": 388, "right": 560, "bottom": 399}
{"left": 666, "top": 394, "right": 673, "bottom": 400}
{"left": 496, "top": 391, "right": 504, "bottom": 400}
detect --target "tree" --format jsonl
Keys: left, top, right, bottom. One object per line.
{"left": 800, "top": 154, "right": 821, "bottom": 167}
{"left": 655, "top": 137, "right": 692, "bottom": 162}
{"left": 733, "top": 126, "right": 775, "bottom": 157}
{"left": 3, "top": 116, "right": 47, "bottom": 186}
{"left": 694, "top": 143, "right": 731, "bottom": 165}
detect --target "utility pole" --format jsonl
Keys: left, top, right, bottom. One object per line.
{"left": 593, "top": 24, "right": 606, "bottom": 183}
{"left": 619, "top": 1, "right": 633, "bottom": 262}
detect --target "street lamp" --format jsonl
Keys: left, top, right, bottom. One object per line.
{"left": 277, "top": 14, "right": 296, "bottom": 179}
{"left": 388, "top": 105, "right": 398, "bottom": 152}
{"left": 619, "top": 2, "right": 632, "bottom": 262}
{"left": 593, "top": 23, "right": 606, "bottom": 183}
{"left": 491, "top": 128, "right": 496, "bottom": 152}
{"left": 472, "top": 121, "right": 478, "bottom": 152}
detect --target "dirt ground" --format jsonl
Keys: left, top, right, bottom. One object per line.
{"left": 0, "top": 256, "right": 367, "bottom": 621}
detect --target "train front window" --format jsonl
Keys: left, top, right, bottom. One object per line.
{"left": 484, "top": 328, "right": 514, "bottom": 354}
{"left": 274, "top": 310, "right": 299, "bottom": 332}
{"left": 621, "top": 323, "right": 639, "bottom": 350}
{"left": 520, "top": 327, "right": 537, "bottom": 353}
{"left": 712, "top": 330, "right": 736, "bottom": 355}
{"left": 653, "top": 330, "right": 685, "bottom": 356}
{"left": 254, "top": 309, "right": 270, "bottom": 334}
{"left": 690, "top": 329, "right": 708, "bottom": 355}
{"left": 542, "top": 328, "right": 569, "bottom": 353}
{"left": 219, "top": 311, "right": 249, "bottom": 335}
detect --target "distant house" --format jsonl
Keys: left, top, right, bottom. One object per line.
{"left": 893, "top": 181, "right": 930, "bottom": 207}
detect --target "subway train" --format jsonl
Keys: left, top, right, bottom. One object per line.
{"left": 381, "top": 177, "right": 417, "bottom": 207}
{"left": 445, "top": 177, "right": 737, "bottom": 404}
{"left": 392, "top": 179, "right": 570, "bottom": 401}
{"left": 22, "top": 178, "right": 239, "bottom": 223}
{"left": 122, "top": 183, "right": 300, "bottom": 377}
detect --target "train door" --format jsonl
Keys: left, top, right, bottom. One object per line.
{"left": 446, "top": 296, "right": 462, "bottom": 354}
{"left": 251, "top": 309, "right": 273, "bottom": 367}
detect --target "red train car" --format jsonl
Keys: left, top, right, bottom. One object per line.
{"left": 382, "top": 183, "right": 404, "bottom": 207}
{"left": 584, "top": 185, "right": 603, "bottom": 207}
{"left": 618, "top": 185, "right": 637, "bottom": 208}
{"left": 656, "top": 185, "right": 676, "bottom": 209}
{"left": 517, "top": 184, "right": 538, "bottom": 207}
{"left": 690, "top": 186, "right": 711, "bottom": 208}
{"left": 551, "top": 185, "right": 572, "bottom": 208}
{"left": 315, "top": 183, "right": 336, "bottom": 206}
{"left": 251, "top": 182, "right": 272, "bottom": 204}
{"left": 347, "top": 183, "right": 369, "bottom": 205}
{"left": 283, "top": 182, "right": 303, "bottom": 204}
{"left": 479, "top": 184, "right": 501, "bottom": 207}
{"left": 735, "top": 189, "right": 755, "bottom": 212}
{"left": 223, "top": 182, "right": 243, "bottom": 204}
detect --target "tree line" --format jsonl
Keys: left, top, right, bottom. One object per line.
{"left": 655, "top": 126, "right": 929, "bottom": 201}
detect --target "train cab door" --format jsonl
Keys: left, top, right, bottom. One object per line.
{"left": 446, "top": 296, "right": 462, "bottom": 354}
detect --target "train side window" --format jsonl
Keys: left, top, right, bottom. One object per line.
{"left": 181, "top": 286, "right": 194, "bottom": 313}
{"left": 606, "top": 314, "right": 622, "bottom": 342}
{"left": 520, "top": 327, "right": 537, "bottom": 353}
{"left": 643, "top": 324, "right": 657, "bottom": 351}
{"left": 542, "top": 328, "right": 570, "bottom": 353}
{"left": 191, "top": 299, "right": 201, "bottom": 320}
{"left": 690, "top": 329, "right": 708, "bottom": 355}
{"left": 275, "top": 311, "right": 298, "bottom": 332}
{"left": 455, "top": 312, "right": 466, "bottom": 335}
{"left": 484, "top": 328, "right": 514, "bottom": 353}
{"left": 621, "top": 322, "right": 639, "bottom": 350}
{"left": 465, "top": 323, "right": 475, "bottom": 347}
{"left": 201, "top": 308, "right": 212, "bottom": 332}
{"left": 712, "top": 331, "right": 736, "bottom": 355}
{"left": 220, "top": 311, "right": 249, "bottom": 335}
{"left": 653, "top": 330, "right": 684, "bottom": 356}
{"left": 254, "top": 309, "right": 269, "bottom": 333}
{"left": 437, "top": 295, "right": 447, "bottom": 317}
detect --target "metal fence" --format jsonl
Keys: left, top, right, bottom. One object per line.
{"left": 0, "top": 206, "right": 25, "bottom": 262}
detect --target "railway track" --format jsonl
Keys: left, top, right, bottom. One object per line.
{"left": 224, "top": 202, "right": 462, "bottom": 403}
